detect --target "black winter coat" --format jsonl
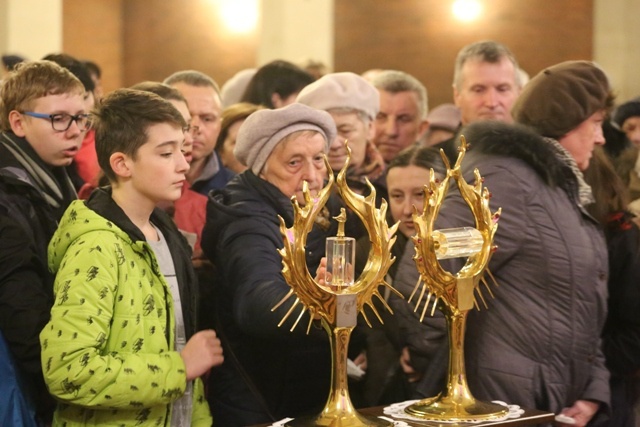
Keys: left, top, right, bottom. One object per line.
{"left": 596, "top": 212, "right": 640, "bottom": 427}
{"left": 202, "top": 171, "right": 349, "bottom": 426}
{"left": 0, "top": 132, "right": 76, "bottom": 423}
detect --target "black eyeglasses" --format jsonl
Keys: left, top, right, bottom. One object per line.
{"left": 22, "top": 111, "right": 91, "bottom": 132}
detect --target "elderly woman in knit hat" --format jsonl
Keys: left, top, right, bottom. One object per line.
{"left": 298, "top": 72, "right": 410, "bottom": 405}
{"left": 201, "top": 103, "right": 365, "bottom": 425}
{"left": 296, "top": 72, "right": 385, "bottom": 195}
{"left": 391, "top": 60, "right": 613, "bottom": 427}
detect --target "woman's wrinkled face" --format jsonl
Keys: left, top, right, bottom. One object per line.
{"left": 260, "top": 131, "right": 327, "bottom": 205}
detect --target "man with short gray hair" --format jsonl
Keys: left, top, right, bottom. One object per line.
{"left": 436, "top": 40, "right": 523, "bottom": 163}
{"left": 372, "top": 70, "right": 429, "bottom": 163}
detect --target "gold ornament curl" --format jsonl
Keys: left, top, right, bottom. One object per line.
{"left": 409, "top": 136, "right": 502, "bottom": 319}
{"left": 273, "top": 140, "right": 399, "bottom": 427}
{"left": 406, "top": 136, "right": 506, "bottom": 422}
{"left": 274, "top": 142, "right": 401, "bottom": 330}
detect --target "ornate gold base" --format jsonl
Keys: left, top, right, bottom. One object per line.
{"left": 406, "top": 394, "right": 509, "bottom": 422}
{"left": 285, "top": 412, "right": 392, "bottom": 427}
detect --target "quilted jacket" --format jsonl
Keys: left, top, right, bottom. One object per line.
{"left": 392, "top": 121, "right": 610, "bottom": 417}
{"left": 40, "top": 188, "right": 211, "bottom": 426}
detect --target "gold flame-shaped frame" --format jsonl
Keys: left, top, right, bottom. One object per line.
{"left": 405, "top": 136, "right": 506, "bottom": 422}
{"left": 274, "top": 142, "right": 401, "bottom": 426}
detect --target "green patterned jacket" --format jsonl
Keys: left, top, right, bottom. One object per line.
{"left": 40, "top": 190, "right": 212, "bottom": 426}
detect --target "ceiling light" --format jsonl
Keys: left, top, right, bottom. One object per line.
{"left": 452, "top": 0, "right": 482, "bottom": 22}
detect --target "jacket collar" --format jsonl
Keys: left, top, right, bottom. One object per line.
{"left": 85, "top": 186, "right": 175, "bottom": 243}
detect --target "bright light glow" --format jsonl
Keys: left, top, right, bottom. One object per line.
{"left": 452, "top": 0, "right": 482, "bottom": 22}
{"left": 219, "top": 0, "right": 258, "bottom": 34}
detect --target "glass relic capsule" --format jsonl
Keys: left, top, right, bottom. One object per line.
{"left": 325, "top": 236, "right": 355, "bottom": 288}
{"left": 432, "top": 227, "right": 484, "bottom": 259}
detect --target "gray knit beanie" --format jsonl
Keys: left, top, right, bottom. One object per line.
{"left": 234, "top": 103, "right": 336, "bottom": 174}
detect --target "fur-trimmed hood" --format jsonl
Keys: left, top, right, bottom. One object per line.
{"left": 459, "top": 120, "right": 579, "bottom": 196}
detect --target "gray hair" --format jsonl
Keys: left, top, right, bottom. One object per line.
{"left": 372, "top": 70, "right": 428, "bottom": 120}
{"left": 326, "top": 107, "right": 371, "bottom": 126}
{"left": 452, "top": 40, "right": 521, "bottom": 90}
{"left": 163, "top": 70, "right": 221, "bottom": 96}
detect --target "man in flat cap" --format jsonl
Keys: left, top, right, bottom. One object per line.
{"left": 423, "top": 103, "right": 461, "bottom": 147}
{"left": 393, "top": 60, "right": 613, "bottom": 427}
{"left": 297, "top": 71, "right": 385, "bottom": 195}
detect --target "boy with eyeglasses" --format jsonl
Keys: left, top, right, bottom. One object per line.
{"left": 0, "top": 60, "right": 88, "bottom": 424}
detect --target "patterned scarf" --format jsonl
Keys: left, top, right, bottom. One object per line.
{"left": 543, "top": 136, "right": 594, "bottom": 207}
{"left": 1, "top": 132, "right": 77, "bottom": 211}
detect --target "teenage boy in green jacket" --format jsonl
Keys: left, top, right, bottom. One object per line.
{"left": 41, "top": 88, "right": 223, "bottom": 426}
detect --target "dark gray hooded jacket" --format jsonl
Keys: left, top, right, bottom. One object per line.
{"left": 391, "top": 121, "right": 610, "bottom": 417}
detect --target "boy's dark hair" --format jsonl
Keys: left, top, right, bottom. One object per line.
{"left": 93, "top": 88, "right": 186, "bottom": 182}
{"left": 82, "top": 60, "right": 102, "bottom": 79}
{"left": 0, "top": 60, "right": 84, "bottom": 132}
{"left": 1, "top": 54, "right": 26, "bottom": 71}
{"left": 240, "top": 60, "right": 314, "bottom": 109}
{"left": 43, "top": 53, "right": 95, "bottom": 93}
{"left": 130, "top": 81, "right": 187, "bottom": 104}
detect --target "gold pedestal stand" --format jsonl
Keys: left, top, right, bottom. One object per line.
{"left": 406, "top": 138, "right": 506, "bottom": 422}
{"left": 275, "top": 147, "right": 401, "bottom": 427}
{"left": 404, "top": 308, "right": 508, "bottom": 422}
{"left": 287, "top": 323, "right": 388, "bottom": 427}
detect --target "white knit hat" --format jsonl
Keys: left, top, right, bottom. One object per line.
{"left": 296, "top": 72, "right": 380, "bottom": 120}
